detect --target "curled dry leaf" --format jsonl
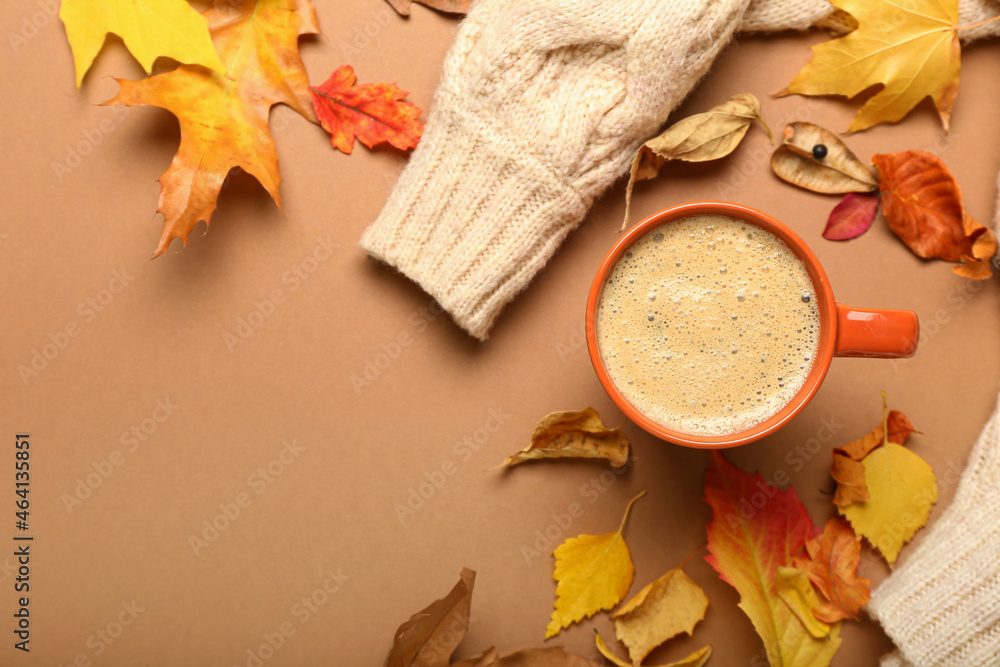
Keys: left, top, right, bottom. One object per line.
{"left": 595, "top": 632, "right": 711, "bottom": 667}
{"left": 385, "top": 0, "right": 472, "bottom": 16}
{"left": 704, "top": 452, "right": 842, "bottom": 667}
{"left": 824, "top": 193, "right": 879, "bottom": 241}
{"left": 954, "top": 217, "right": 998, "bottom": 280}
{"left": 386, "top": 567, "right": 475, "bottom": 667}
{"left": 774, "top": 566, "right": 832, "bottom": 639}
{"left": 611, "top": 567, "right": 708, "bottom": 667}
{"left": 771, "top": 122, "right": 877, "bottom": 194}
{"left": 501, "top": 408, "right": 630, "bottom": 469}
{"left": 792, "top": 518, "right": 871, "bottom": 623}
{"left": 546, "top": 492, "right": 645, "bottom": 639}
{"left": 622, "top": 93, "right": 771, "bottom": 230}
{"left": 873, "top": 151, "right": 994, "bottom": 278}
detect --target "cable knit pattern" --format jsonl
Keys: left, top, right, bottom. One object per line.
{"left": 361, "top": 0, "right": 752, "bottom": 339}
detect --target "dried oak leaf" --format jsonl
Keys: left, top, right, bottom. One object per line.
{"left": 546, "top": 492, "right": 645, "bottom": 639}
{"left": 310, "top": 65, "right": 423, "bottom": 154}
{"left": 500, "top": 408, "right": 630, "bottom": 469}
{"left": 386, "top": 567, "right": 475, "bottom": 667}
{"left": 776, "top": 0, "right": 963, "bottom": 132}
{"left": 103, "top": 0, "right": 319, "bottom": 257}
{"left": 385, "top": 0, "right": 472, "bottom": 16}
{"left": 623, "top": 93, "right": 771, "bottom": 230}
{"left": 771, "top": 122, "right": 877, "bottom": 194}
{"left": 774, "top": 566, "right": 832, "bottom": 640}
{"left": 792, "top": 518, "right": 871, "bottom": 623}
{"left": 595, "top": 632, "right": 711, "bottom": 667}
{"left": 704, "top": 452, "right": 842, "bottom": 667}
{"left": 611, "top": 567, "right": 709, "bottom": 666}
{"left": 824, "top": 193, "right": 879, "bottom": 241}
{"left": 59, "top": 0, "right": 224, "bottom": 87}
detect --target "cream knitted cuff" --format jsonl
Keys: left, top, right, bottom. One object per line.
{"left": 359, "top": 102, "right": 587, "bottom": 340}
{"left": 867, "top": 395, "right": 1000, "bottom": 666}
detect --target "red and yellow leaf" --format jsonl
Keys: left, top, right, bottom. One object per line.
{"left": 793, "top": 518, "right": 871, "bottom": 623}
{"left": 310, "top": 65, "right": 423, "bottom": 155}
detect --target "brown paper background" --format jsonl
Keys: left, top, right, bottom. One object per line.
{"left": 2, "top": 1, "right": 999, "bottom": 665}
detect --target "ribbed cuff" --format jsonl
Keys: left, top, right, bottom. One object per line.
{"left": 868, "top": 409, "right": 1000, "bottom": 667}
{"left": 360, "top": 103, "right": 588, "bottom": 341}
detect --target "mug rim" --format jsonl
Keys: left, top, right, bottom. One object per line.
{"left": 585, "top": 201, "right": 838, "bottom": 449}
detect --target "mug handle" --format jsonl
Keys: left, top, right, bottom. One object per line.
{"left": 834, "top": 303, "right": 919, "bottom": 359}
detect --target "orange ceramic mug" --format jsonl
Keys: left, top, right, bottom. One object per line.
{"left": 585, "top": 202, "right": 919, "bottom": 449}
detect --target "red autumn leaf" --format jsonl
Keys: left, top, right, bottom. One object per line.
{"left": 873, "top": 151, "right": 993, "bottom": 279}
{"left": 705, "top": 452, "right": 842, "bottom": 666}
{"left": 823, "top": 193, "right": 879, "bottom": 241}
{"left": 793, "top": 518, "right": 871, "bottom": 623}
{"left": 310, "top": 65, "right": 423, "bottom": 155}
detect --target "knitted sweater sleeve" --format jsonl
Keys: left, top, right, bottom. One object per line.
{"left": 360, "top": 0, "right": 751, "bottom": 339}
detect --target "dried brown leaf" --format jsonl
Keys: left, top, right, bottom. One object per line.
{"left": 386, "top": 568, "right": 475, "bottom": 667}
{"left": 501, "top": 408, "right": 629, "bottom": 468}
{"left": 622, "top": 93, "right": 770, "bottom": 230}
{"left": 771, "top": 122, "right": 877, "bottom": 194}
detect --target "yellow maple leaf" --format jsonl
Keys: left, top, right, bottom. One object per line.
{"left": 611, "top": 567, "right": 708, "bottom": 667}
{"left": 60, "top": 0, "right": 225, "bottom": 87}
{"left": 545, "top": 491, "right": 644, "bottom": 639}
{"left": 839, "top": 442, "right": 938, "bottom": 563}
{"left": 595, "top": 632, "right": 711, "bottom": 667}
{"left": 103, "top": 0, "right": 318, "bottom": 256}
{"left": 776, "top": 0, "right": 993, "bottom": 132}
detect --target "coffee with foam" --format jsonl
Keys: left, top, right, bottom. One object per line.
{"left": 596, "top": 214, "right": 820, "bottom": 436}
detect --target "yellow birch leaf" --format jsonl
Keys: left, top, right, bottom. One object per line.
{"left": 545, "top": 492, "right": 645, "bottom": 639}
{"left": 595, "top": 632, "right": 711, "bottom": 667}
{"left": 775, "top": 566, "right": 833, "bottom": 640}
{"left": 500, "top": 408, "right": 630, "bottom": 468}
{"left": 838, "top": 443, "right": 938, "bottom": 563}
{"left": 60, "top": 0, "right": 225, "bottom": 87}
{"left": 776, "top": 0, "right": 966, "bottom": 132}
{"left": 611, "top": 568, "right": 708, "bottom": 667}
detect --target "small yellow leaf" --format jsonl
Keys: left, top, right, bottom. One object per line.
{"left": 839, "top": 443, "right": 938, "bottom": 563}
{"left": 595, "top": 632, "right": 711, "bottom": 667}
{"left": 775, "top": 566, "right": 832, "bottom": 640}
{"left": 623, "top": 93, "right": 770, "bottom": 230}
{"left": 501, "top": 408, "right": 630, "bottom": 468}
{"left": 611, "top": 568, "right": 708, "bottom": 666}
{"left": 545, "top": 492, "right": 645, "bottom": 639}
{"left": 60, "top": 0, "right": 225, "bottom": 87}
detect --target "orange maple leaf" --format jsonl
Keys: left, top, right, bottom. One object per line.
{"left": 793, "top": 518, "right": 871, "bottom": 624}
{"left": 704, "top": 452, "right": 842, "bottom": 667}
{"left": 310, "top": 65, "right": 423, "bottom": 155}
{"left": 103, "top": 0, "right": 319, "bottom": 257}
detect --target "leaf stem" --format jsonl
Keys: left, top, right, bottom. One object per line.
{"left": 956, "top": 14, "right": 1000, "bottom": 31}
{"left": 617, "top": 490, "right": 646, "bottom": 534}
{"left": 881, "top": 390, "right": 889, "bottom": 448}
